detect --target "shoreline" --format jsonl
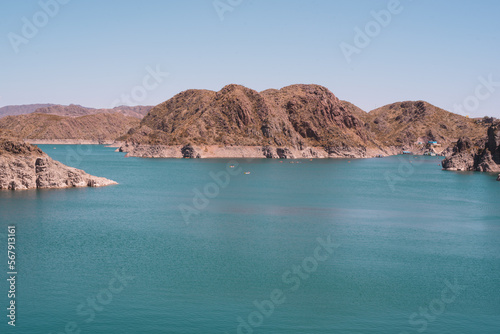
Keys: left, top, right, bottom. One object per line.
{"left": 117, "top": 143, "right": 407, "bottom": 159}
{"left": 21, "top": 140, "right": 452, "bottom": 160}
{"left": 24, "top": 139, "right": 124, "bottom": 145}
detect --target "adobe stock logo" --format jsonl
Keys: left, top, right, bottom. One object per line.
{"left": 453, "top": 74, "right": 500, "bottom": 117}
{"left": 7, "top": 0, "right": 71, "bottom": 54}
{"left": 110, "top": 65, "right": 169, "bottom": 108}
{"left": 399, "top": 278, "right": 466, "bottom": 334}
{"left": 226, "top": 235, "right": 340, "bottom": 334}
{"left": 179, "top": 161, "right": 242, "bottom": 224}
{"left": 340, "top": 0, "right": 412, "bottom": 64}
{"left": 48, "top": 269, "right": 135, "bottom": 334}
{"left": 213, "top": 0, "right": 243, "bottom": 21}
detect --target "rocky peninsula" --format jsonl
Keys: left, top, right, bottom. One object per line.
{"left": 0, "top": 139, "right": 117, "bottom": 190}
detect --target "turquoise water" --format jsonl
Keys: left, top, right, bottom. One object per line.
{"left": 1, "top": 145, "right": 499, "bottom": 334}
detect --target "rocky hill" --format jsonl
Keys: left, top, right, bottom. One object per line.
{"left": 442, "top": 122, "right": 500, "bottom": 175}
{"left": 366, "top": 101, "right": 486, "bottom": 153}
{"left": 340, "top": 100, "right": 368, "bottom": 120}
{"left": 0, "top": 112, "right": 140, "bottom": 143}
{"left": 0, "top": 139, "right": 117, "bottom": 190}
{"left": 119, "top": 84, "right": 384, "bottom": 158}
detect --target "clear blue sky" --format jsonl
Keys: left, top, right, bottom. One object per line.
{"left": 1, "top": 0, "right": 499, "bottom": 117}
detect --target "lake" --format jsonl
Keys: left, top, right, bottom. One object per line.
{"left": 0, "top": 145, "right": 499, "bottom": 333}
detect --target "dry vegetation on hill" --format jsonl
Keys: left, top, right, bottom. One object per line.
{"left": 0, "top": 112, "right": 139, "bottom": 141}
{"left": 122, "top": 84, "right": 378, "bottom": 150}
{"left": 365, "top": 101, "right": 487, "bottom": 147}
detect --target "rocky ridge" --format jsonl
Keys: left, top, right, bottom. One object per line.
{"left": 365, "top": 101, "right": 486, "bottom": 154}
{"left": 0, "top": 104, "right": 55, "bottom": 117}
{"left": 119, "top": 84, "right": 390, "bottom": 158}
{"left": 0, "top": 112, "right": 140, "bottom": 143}
{"left": 118, "top": 85, "right": 485, "bottom": 159}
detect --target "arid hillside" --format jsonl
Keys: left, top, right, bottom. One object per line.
{"left": 366, "top": 101, "right": 487, "bottom": 149}
{"left": 0, "top": 112, "right": 139, "bottom": 142}
{"left": 122, "top": 84, "right": 377, "bottom": 150}
{"left": 0, "top": 104, "right": 55, "bottom": 117}
{"left": 0, "top": 85, "right": 493, "bottom": 159}
{"left": 34, "top": 104, "right": 152, "bottom": 119}
{"left": 117, "top": 84, "right": 493, "bottom": 158}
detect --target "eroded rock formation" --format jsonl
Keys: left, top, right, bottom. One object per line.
{"left": 0, "top": 139, "right": 117, "bottom": 190}
{"left": 442, "top": 123, "right": 500, "bottom": 174}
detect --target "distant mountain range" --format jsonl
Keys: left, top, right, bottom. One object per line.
{"left": 0, "top": 84, "right": 495, "bottom": 159}
{"left": 0, "top": 104, "right": 152, "bottom": 119}
{"left": 0, "top": 104, "right": 55, "bottom": 117}
{"left": 0, "top": 113, "right": 140, "bottom": 142}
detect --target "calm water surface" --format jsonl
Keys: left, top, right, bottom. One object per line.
{"left": 0, "top": 145, "right": 499, "bottom": 333}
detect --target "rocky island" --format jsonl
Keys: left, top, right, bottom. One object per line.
{"left": 0, "top": 138, "right": 117, "bottom": 190}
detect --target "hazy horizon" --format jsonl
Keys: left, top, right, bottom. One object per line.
{"left": 1, "top": 0, "right": 499, "bottom": 117}
{"left": 0, "top": 84, "right": 498, "bottom": 118}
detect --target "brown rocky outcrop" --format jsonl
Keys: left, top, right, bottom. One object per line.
{"left": 442, "top": 123, "right": 500, "bottom": 173}
{"left": 119, "top": 84, "right": 383, "bottom": 158}
{"left": 117, "top": 85, "right": 488, "bottom": 159}
{"left": 366, "top": 101, "right": 486, "bottom": 153}
{"left": 0, "top": 139, "right": 117, "bottom": 190}
{"left": 181, "top": 144, "right": 200, "bottom": 158}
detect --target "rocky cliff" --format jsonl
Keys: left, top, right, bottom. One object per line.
{"left": 442, "top": 122, "right": 500, "bottom": 174}
{"left": 0, "top": 139, "right": 117, "bottom": 190}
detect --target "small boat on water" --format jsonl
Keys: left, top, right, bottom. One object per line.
{"left": 244, "top": 172, "right": 251, "bottom": 175}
